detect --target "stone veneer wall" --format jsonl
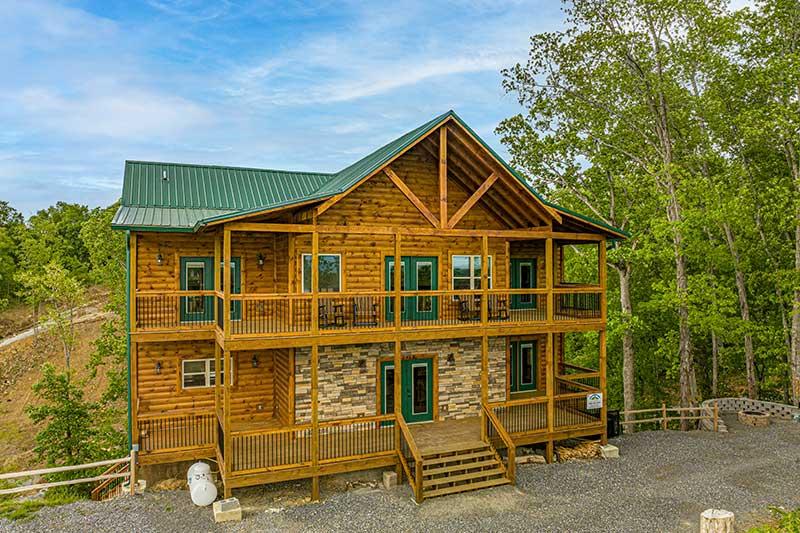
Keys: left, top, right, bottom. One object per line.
{"left": 699, "top": 397, "right": 800, "bottom": 432}
{"left": 294, "top": 338, "right": 507, "bottom": 423}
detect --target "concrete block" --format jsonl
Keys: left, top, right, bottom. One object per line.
{"left": 515, "top": 454, "right": 546, "bottom": 465}
{"left": 600, "top": 444, "right": 619, "bottom": 459}
{"left": 213, "top": 497, "right": 242, "bottom": 523}
{"left": 383, "top": 471, "right": 398, "bottom": 489}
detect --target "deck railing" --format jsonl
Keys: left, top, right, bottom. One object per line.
{"left": 318, "top": 414, "right": 396, "bottom": 463}
{"left": 135, "top": 291, "right": 216, "bottom": 330}
{"left": 489, "top": 396, "right": 549, "bottom": 435}
{"left": 133, "top": 286, "right": 600, "bottom": 334}
{"left": 138, "top": 411, "right": 216, "bottom": 453}
{"left": 397, "top": 413, "right": 423, "bottom": 503}
{"left": 229, "top": 425, "right": 313, "bottom": 472}
{"left": 481, "top": 402, "right": 515, "bottom": 484}
{"left": 553, "top": 393, "right": 602, "bottom": 429}
{"left": 554, "top": 289, "right": 602, "bottom": 320}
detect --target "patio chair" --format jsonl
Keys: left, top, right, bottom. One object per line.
{"left": 352, "top": 297, "right": 379, "bottom": 327}
{"left": 457, "top": 296, "right": 481, "bottom": 321}
{"left": 319, "top": 302, "right": 346, "bottom": 328}
{"left": 489, "top": 297, "right": 509, "bottom": 321}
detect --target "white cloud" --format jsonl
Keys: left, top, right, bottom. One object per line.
{"left": 12, "top": 86, "right": 212, "bottom": 140}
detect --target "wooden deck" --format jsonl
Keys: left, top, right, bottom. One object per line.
{"left": 409, "top": 417, "right": 484, "bottom": 456}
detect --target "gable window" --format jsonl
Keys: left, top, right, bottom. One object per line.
{"left": 182, "top": 357, "right": 233, "bottom": 389}
{"left": 452, "top": 255, "right": 492, "bottom": 290}
{"left": 302, "top": 254, "right": 341, "bottom": 292}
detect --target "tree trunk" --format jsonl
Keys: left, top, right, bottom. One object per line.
{"left": 618, "top": 263, "right": 636, "bottom": 424}
{"left": 787, "top": 140, "right": 800, "bottom": 405}
{"left": 711, "top": 331, "right": 719, "bottom": 397}
{"left": 721, "top": 222, "right": 757, "bottom": 398}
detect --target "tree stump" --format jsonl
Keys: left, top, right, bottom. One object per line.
{"left": 700, "top": 509, "right": 734, "bottom": 533}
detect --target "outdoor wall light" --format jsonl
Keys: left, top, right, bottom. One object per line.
{"left": 156, "top": 253, "right": 164, "bottom": 265}
{"left": 447, "top": 353, "right": 455, "bottom": 364}
{"left": 155, "top": 361, "right": 162, "bottom": 374}
{"left": 256, "top": 252, "right": 265, "bottom": 267}
{"left": 358, "top": 359, "right": 366, "bottom": 369}
{"left": 251, "top": 354, "right": 259, "bottom": 368}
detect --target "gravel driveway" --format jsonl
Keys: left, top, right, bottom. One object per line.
{"left": 3, "top": 414, "right": 799, "bottom": 532}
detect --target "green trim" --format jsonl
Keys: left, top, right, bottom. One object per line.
{"left": 125, "top": 231, "right": 132, "bottom": 449}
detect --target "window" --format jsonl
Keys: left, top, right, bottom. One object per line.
{"left": 452, "top": 255, "right": 492, "bottom": 290}
{"left": 302, "top": 254, "right": 341, "bottom": 293}
{"left": 182, "top": 357, "right": 234, "bottom": 389}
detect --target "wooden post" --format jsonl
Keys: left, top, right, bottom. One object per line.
{"left": 130, "top": 340, "right": 139, "bottom": 450}
{"left": 662, "top": 402, "right": 668, "bottom": 430}
{"left": 599, "top": 329, "right": 608, "bottom": 445}
{"left": 393, "top": 340, "right": 402, "bottom": 473}
{"left": 394, "top": 232, "right": 401, "bottom": 330}
{"left": 545, "top": 332, "right": 554, "bottom": 463}
{"left": 288, "top": 233, "right": 295, "bottom": 328}
{"left": 214, "top": 343, "right": 222, "bottom": 422}
{"left": 713, "top": 401, "right": 719, "bottom": 432}
{"left": 700, "top": 509, "right": 734, "bottom": 533}
{"left": 223, "top": 348, "right": 232, "bottom": 498}
{"left": 599, "top": 239, "right": 607, "bottom": 323}
{"left": 311, "top": 231, "right": 319, "bottom": 334}
{"left": 311, "top": 343, "right": 320, "bottom": 501}
{"left": 223, "top": 228, "right": 232, "bottom": 340}
{"left": 129, "top": 447, "right": 137, "bottom": 496}
{"left": 439, "top": 126, "right": 447, "bottom": 228}
{"left": 129, "top": 233, "right": 137, "bottom": 333}
{"left": 545, "top": 238, "right": 554, "bottom": 322}
{"left": 481, "top": 335, "right": 489, "bottom": 404}
{"left": 214, "top": 233, "right": 221, "bottom": 326}
{"left": 481, "top": 235, "right": 488, "bottom": 326}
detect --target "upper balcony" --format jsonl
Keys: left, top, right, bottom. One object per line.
{"left": 130, "top": 224, "right": 607, "bottom": 345}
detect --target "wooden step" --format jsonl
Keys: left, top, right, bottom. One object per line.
{"left": 423, "top": 459, "right": 498, "bottom": 477}
{"left": 421, "top": 441, "right": 487, "bottom": 458}
{"left": 424, "top": 477, "right": 510, "bottom": 498}
{"left": 422, "top": 449, "right": 495, "bottom": 466}
{"left": 423, "top": 467, "right": 505, "bottom": 488}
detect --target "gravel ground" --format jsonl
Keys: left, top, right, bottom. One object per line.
{"left": 3, "top": 414, "right": 799, "bottom": 533}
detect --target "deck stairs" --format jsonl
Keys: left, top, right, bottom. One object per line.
{"left": 420, "top": 441, "right": 510, "bottom": 498}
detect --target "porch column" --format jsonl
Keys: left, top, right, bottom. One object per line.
{"left": 545, "top": 237, "right": 554, "bottom": 322}
{"left": 600, "top": 329, "right": 608, "bottom": 444}
{"left": 545, "top": 332, "right": 554, "bottom": 463}
{"left": 214, "top": 343, "right": 221, "bottom": 427}
{"left": 394, "top": 339, "right": 402, "bottom": 477}
{"left": 128, "top": 233, "right": 138, "bottom": 448}
{"left": 394, "top": 231, "right": 401, "bottom": 330}
{"left": 223, "top": 348, "right": 232, "bottom": 497}
{"left": 223, "top": 228, "right": 232, "bottom": 339}
{"left": 214, "top": 233, "right": 220, "bottom": 327}
{"left": 599, "top": 238, "right": 607, "bottom": 322}
{"left": 311, "top": 229, "right": 320, "bottom": 501}
{"left": 481, "top": 235, "right": 489, "bottom": 404}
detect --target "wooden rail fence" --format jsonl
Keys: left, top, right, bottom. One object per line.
{"left": 0, "top": 454, "right": 134, "bottom": 497}
{"left": 620, "top": 403, "right": 719, "bottom": 431}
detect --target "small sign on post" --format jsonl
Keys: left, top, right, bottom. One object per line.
{"left": 587, "top": 392, "right": 603, "bottom": 410}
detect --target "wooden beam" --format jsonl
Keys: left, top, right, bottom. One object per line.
{"left": 311, "top": 343, "right": 320, "bottom": 501}
{"left": 223, "top": 228, "right": 232, "bottom": 340}
{"left": 439, "top": 127, "right": 447, "bottom": 229}
{"left": 599, "top": 329, "right": 608, "bottom": 445}
{"left": 448, "top": 172, "right": 500, "bottom": 229}
{"left": 546, "top": 238, "right": 554, "bottom": 323}
{"left": 418, "top": 138, "right": 520, "bottom": 229}
{"left": 383, "top": 167, "right": 439, "bottom": 228}
{"left": 311, "top": 231, "right": 319, "bottom": 334}
{"left": 545, "top": 332, "right": 554, "bottom": 461}
{"left": 223, "top": 348, "right": 232, "bottom": 498}
{"left": 446, "top": 123, "right": 562, "bottom": 224}
{"left": 129, "top": 233, "right": 137, "bottom": 333}
{"left": 315, "top": 115, "right": 454, "bottom": 218}
{"left": 394, "top": 232, "right": 402, "bottom": 330}
{"left": 599, "top": 239, "right": 607, "bottom": 323}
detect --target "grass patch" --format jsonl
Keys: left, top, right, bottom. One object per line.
{"left": 0, "top": 489, "right": 83, "bottom": 521}
{"left": 748, "top": 507, "right": 800, "bottom": 533}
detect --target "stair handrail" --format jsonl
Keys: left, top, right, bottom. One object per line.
{"left": 481, "top": 401, "right": 516, "bottom": 485}
{"left": 90, "top": 461, "right": 130, "bottom": 501}
{"left": 396, "top": 412, "right": 424, "bottom": 503}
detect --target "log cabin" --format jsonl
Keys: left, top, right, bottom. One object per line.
{"left": 112, "top": 110, "right": 627, "bottom": 502}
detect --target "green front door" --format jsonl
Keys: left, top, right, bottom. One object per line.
{"left": 179, "top": 256, "right": 241, "bottom": 323}
{"left": 510, "top": 258, "right": 537, "bottom": 309}
{"left": 510, "top": 340, "right": 538, "bottom": 393}
{"left": 380, "top": 358, "right": 434, "bottom": 423}
{"left": 180, "top": 257, "right": 214, "bottom": 323}
{"left": 384, "top": 256, "right": 438, "bottom": 322}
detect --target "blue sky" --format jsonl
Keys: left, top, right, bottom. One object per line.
{"left": 0, "top": 0, "right": 565, "bottom": 215}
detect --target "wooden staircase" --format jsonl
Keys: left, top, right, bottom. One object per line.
{"left": 420, "top": 442, "right": 510, "bottom": 498}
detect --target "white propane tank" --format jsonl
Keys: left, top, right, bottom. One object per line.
{"left": 187, "top": 462, "right": 217, "bottom": 507}
{"left": 187, "top": 462, "right": 211, "bottom": 486}
{"left": 190, "top": 479, "right": 217, "bottom": 507}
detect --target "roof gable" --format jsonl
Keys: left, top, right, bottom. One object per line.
{"left": 112, "top": 111, "right": 628, "bottom": 238}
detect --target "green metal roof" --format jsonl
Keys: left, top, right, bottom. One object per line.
{"left": 112, "top": 110, "right": 628, "bottom": 238}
